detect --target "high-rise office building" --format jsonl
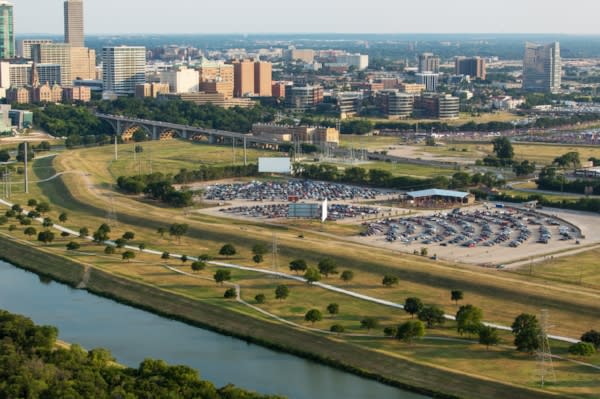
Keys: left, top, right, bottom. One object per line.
{"left": 232, "top": 59, "right": 255, "bottom": 97}
{"left": 64, "top": 0, "right": 84, "bottom": 47}
{"left": 418, "top": 53, "right": 440, "bottom": 73}
{"left": 522, "top": 42, "right": 561, "bottom": 93}
{"left": 455, "top": 57, "right": 486, "bottom": 80}
{"left": 0, "top": 1, "right": 14, "bottom": 59}
{"left": 32, "top": 44, "right": 72, "bottom": 85}
{"left": 254, "top": 61, "right": 272, "bottom": 97}
{"left": 102, "top": 46, "right": 146, "bottom": 96}
{"left": 198, "top": 60, "right": 234, "bottom": 99}
{"left": 18, "top": 39, "right": 53, "bottom": 59}
{"left": 416, "top": 72, "right": 440, "bottom": 92}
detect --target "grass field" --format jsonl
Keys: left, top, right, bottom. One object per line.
{"left": 512, "top": 247, "right": 600, "bottom": 289}
{"left": 432, "top": 142, "right": 600, "bottom": 166}
{"left": 360, "top": 160, "right": 456, "bottom": 178}
{"left": 2, "top": 139, "right": 600, "bottom": 397}
{"left": 366, "top": 111, "right": 519, "bottom": 127}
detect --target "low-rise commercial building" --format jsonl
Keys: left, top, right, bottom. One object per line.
{"left": 252, "top": 123, "right": 340, "bottom": 145}
{"left": 158, "top": 92, "right": 255, "bottom": 108}
{"left": 415, "top": 93, "right": 460, "bottom": 119}
{"left": 285, "top": 85, "right": 324, "bottom": 111}
{"left": 376, "top": 90, "right": 414, "bottom": 119}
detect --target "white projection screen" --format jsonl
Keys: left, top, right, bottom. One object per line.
{"left": 258, "top": 157, "right": 292, "bottom": 174}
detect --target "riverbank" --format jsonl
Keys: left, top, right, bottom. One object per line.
{"left": 0, "top": 235, "right": 565, "bottom": 399}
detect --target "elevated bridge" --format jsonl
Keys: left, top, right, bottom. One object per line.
{"left": 96, "top": 113, "right": 283, "bottom": 148}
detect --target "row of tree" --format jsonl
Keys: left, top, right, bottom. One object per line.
{"left": 0, "top": 309, "right": 284, "bottom": 399}
{"left": 116, "top": 173, "right": 193, "bottom": 208}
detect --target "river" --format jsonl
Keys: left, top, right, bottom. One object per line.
{"left": 0, "top": 260, "right": 427, "bottom": 399}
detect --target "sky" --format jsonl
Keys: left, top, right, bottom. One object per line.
{"left": 12, "top": 0, "right": 600, "bottom": 35}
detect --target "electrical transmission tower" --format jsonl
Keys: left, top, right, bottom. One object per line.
{"left": 271, "top": 232, "right": 278, "bottom": 272}
{"left": 537, "top": 309, "right": 556, "bottom": 388}
{"left": 2, "top": 168, "right": 11, "bottom": 199}
{"left": 105, "top": 193, "right": 119, "bottom": 227}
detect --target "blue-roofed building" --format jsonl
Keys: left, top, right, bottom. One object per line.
{"left": 407, "top": 189, "right": 475, "bottom": 206}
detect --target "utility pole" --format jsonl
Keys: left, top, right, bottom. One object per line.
{"left": 114, "top": 135, "right": 118, "bottom": 161}
{"left": 24, "top": 142, "right": 29, "bottom": 194}
{"left": 243, "top": 137, "right": 247, "bottom": 166}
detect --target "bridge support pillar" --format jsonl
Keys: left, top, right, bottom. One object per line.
{"left": 152, "top": 126, "right": 158, "bottom": 141}
{"left": 208, "top": 135, "right": 216, "bottom": 144}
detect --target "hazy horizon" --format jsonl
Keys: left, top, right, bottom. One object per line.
{"left": 11, "top": 0, "right": 600, "bottom": 36}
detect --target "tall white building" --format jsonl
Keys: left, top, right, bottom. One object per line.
{"left": 523, "top": 42, "right": 561, "bottom": 93}
{"left": 102, "top": 46, "right": 146, "bottom": 96}
{"left": 335, "top": 54, "right": 369, "bottom": 71}
{"left": 160, "top": 66, "right": 199, "bottom": 93}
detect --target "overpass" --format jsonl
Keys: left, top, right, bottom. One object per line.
{"left": 96, "top": 113, "right": 283, "bottom": 148}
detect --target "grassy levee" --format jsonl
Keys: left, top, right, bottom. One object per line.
{"left": 0, "top": 234, "right": 84, "bottom": 286}
{"left": 0, "top": 234, "right": 567, "bottom": 399}
{"left": 28, "top": 156, "right": 600, "bottom": 338}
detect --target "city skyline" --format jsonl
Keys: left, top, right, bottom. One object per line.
{"left": 9, "top": 0, "right": 600, "bottom": 35}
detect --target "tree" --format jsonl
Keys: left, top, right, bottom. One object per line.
{"left": 418, "top": 305, "right": 446, "bottom": 328}
{"left": 61, "top": 231, "right": 70, "bottom": 238}
{"left": 19, "top": 217, "right": 32, "bottom": 226}
{"left": 326, "top": 303, "right": 339, "bottom": 318}
{"left": 27, "top": 198, "right": 37, "bottom": 207}
{"left": 511, "top": 313, "right": 541, "bottom": 353}
{"left": 27, "top": 210, "right": 40, "bottom": 219}
{"left": 420, "top": 247, "right": 428, "bottom": 257}
{"left": 513, "top": 160, "right": 536, "bottom": 177}
{"left": 104, "top": 246, "right": 116, "bottom": 255}
{"left": 213, "top": 269, "right": 232, "bottom": 285}
{"left": 122, "top": 251, "right": 136, "bottom": 262}
{"left": 169, "top": 223, "right": 188, "bottom": 244}
{"left": 199, "top": 254, "right": 212, "bottom": 261}
{"left": 42, "top": 218, "right": 53, "bottom": 229}
{"left": 252, "top": 254, "right": 264, "bottom": 264}
{"left": 58, "top": 212, "right": 68, "bottom": 223}
{"left": 396, "top": 320, "right": 425, "bottom": 343}
{"left": 252, "top": 243, "right": 268, "bottom": 257}
{"left": 11, "top": 204, "right": 22, "bottom": 213}
{"left": 161, "top": 251, "right": 170, "bottom": 260}
{"left": 404, "top": 297, "right": 424, "bottom": 318}
{"left": 340, "top": 270, "right": 354, "bottom": 283}
{"left": 304, "top": 309, "right": 322, "bottom": 325}
{"left": 330, "top": 324, "right": 345, "bottom": 334}
{"left": 289, "top": 259, "right": 308, "bottom": 274}
{"left": 35, "top": 202, "right": 51, "bottom": 214}
{"left": 8, "top": 224, "right": 16, "bottom": 231}
{"left": 382, "top": 275, "right": 399, "bottom": 287}
{"left": 37, "top": 231, "right": 55, "bottom": 245}
{"left": 255, "top": 294, "right": 266, "bottom": 304}
{"left": 581, "top": 330, "right": 600, "bottom": 349}
{"left": 304, "top": 267, "right": 321, "bottom": 285}
{"left": 138, "top": 243, "right": 146, "bottom": 251}
{"left": 383, "top": 326, "right": 398, "bottom": 337}
{"left": 360, "top": 317, "right": 379, "bottom": 333}
{"left": 66, "top": 241, "right": 81, "bottom": 251}
{"left": 455, "top": 305, "right": 483, "bottom": 336}
{"left": 275, "top": 285, "right": 290, "bottom": 300}
{"left": 223, "top": 288, "right": 237, "bottom": 299}
{"left": 478, "top": 326, "right": 501, "bottom": 349}
{"left": 0, "top": 149, "right": 10, "bottom": 162}
{"left": 492, "top": 137, "right": 514, "bottom": 160}
{"left": 135, "top": 144, "right": 144, "bottom": 153}
{"left": 318, "top": 258, "right": 338, "bottom": 277}
{"left": 219, "top": 244, "right": 237, "bottom": 258}
{"left": 115, "top": 238, "right": 127, "bottom": 249}
{"left": 191, "top": 261, "right": 206, "bottom": 272}
{"left": 79, "top": 227, "right": 89, "bottom": 238}
{"left": 451, "top": 290, "right": 464, "bottom": 305}
{"left": 179, "top": 255, "right": 187, "bottom": 263}
{"left": 157, "top": 227, "right": 166, "bottom": 238}
{"left": 568, "top": 342, "right": 596, "bottom": 357}
{"left": 23, "top": 226, "right": 37, "bottom": 239}
{"left": 122, "top": 231, "right": 135, "bottom": 240}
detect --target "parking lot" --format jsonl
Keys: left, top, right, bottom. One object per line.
{"left": 357, "top": 206, "right": 592, "bottom": 265}
{"left": 203, "top": 180, "right": 390, "bottom": 202}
